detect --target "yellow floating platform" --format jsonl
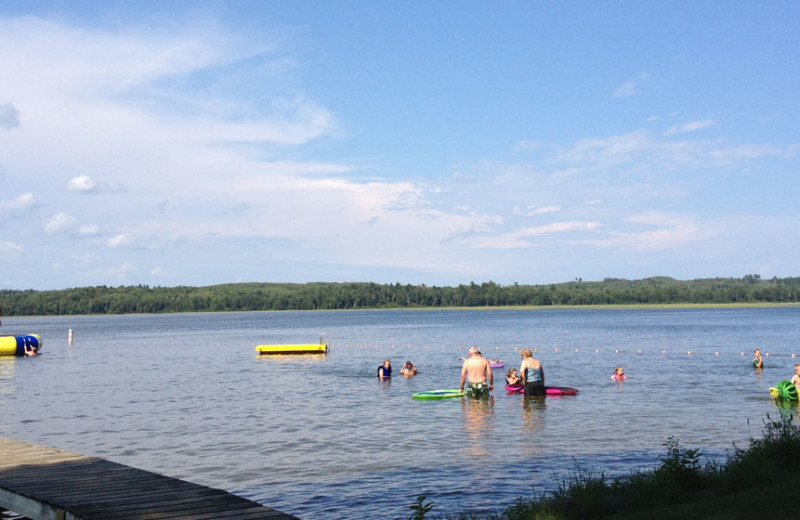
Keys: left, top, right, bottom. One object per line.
{"left": 256, "top": 344, "right": 328, "bottom": 355}
{"left": 0, "top": 334, "right": 43, "bottom": 356}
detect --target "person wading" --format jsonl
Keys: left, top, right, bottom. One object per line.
{"left": 459, "top": 346, "right": 493, "bottom": 398}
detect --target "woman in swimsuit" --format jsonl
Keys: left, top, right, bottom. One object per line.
{"left": 519, "top": 348, "right": 545, "bottom": 396}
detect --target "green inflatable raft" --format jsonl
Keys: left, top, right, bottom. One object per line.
{"left": 768, "top": 381, "right": 798, "bottom": 401}
{"left": 412, "top": 389, "right": 464, "bottom": 400}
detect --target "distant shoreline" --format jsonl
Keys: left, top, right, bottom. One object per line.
{"left": 430, "top": 301, "right": 800, "bottom": 311}
{"left": 5, "top": 301, "right": 800, "bottom": 320}
{"left": 3, "top": 277, "right": 800, "bottom": 316}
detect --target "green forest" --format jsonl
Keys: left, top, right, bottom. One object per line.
{"left": 2, "top": 274, "right": 799, "bottom": 316}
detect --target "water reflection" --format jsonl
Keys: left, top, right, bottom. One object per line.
{"left": 521, "top": 396, "right": 546, "bottom": 438}
{"left": 0, "top": 357, "right": 16, "bottom": 431}
{"left": 773, "top": 399, "right": 800, "bottom": 423}
{"left": 461, "top": 396, "right": 495, "bottom": 457}
{"left": 254, "top": 354, "right": 329, "bottom": 363}
{"left": 0, "top": 358, "right": 15, "bottom": 393}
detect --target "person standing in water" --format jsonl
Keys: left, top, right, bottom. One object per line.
{"left": 377, "top": 359, "right": 392, "bottom": 379}
{"left": 459, "top": 346, "right": 493, "bottom": 397}
{"left": 520, "top": 348, "right": 545, "bottom": 396}
{"left": 753, "top": 348, "right": 763, "bottom": 369}
{"left": 791, "top": 364, "right": 800, "bottom": 393}
{"left": 400, "top": 361, "right": 417, "bottom": 376}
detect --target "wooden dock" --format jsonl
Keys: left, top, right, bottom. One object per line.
{"left": 0, "top": 438, "right": 300, "bottom": 520}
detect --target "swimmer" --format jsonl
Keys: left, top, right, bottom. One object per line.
{"left": 611, "top": 367, "right": 626, "bottom": 381}
{"left": 400, "top": 361, "right": 417, "bottom": 376}
{"left": 377, "top": 359, "right": 392, "bottom": 379}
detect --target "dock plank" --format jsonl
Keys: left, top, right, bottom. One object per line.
{"left": 76, "top": 494, "right": 263, "bottom": 517}
{"left": 0, "top": 438, "right": 300, "bottom": 520}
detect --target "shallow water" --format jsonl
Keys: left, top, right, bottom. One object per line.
{"left": 0, "top": 308, "right": 797, "bottom": 519}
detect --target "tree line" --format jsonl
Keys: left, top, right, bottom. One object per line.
{"left": 1, "top": 274, "right": 799, "bottom": 316}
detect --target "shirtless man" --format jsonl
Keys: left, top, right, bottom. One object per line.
{"left": 459, "top": 347, "right": 493, "bottom": 398}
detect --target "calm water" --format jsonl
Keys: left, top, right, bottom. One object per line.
{"left": 1, "top": 308, "right": 798, "bottom": 519}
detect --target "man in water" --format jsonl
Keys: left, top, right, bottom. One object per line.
{"left": 459, "top": 346, "right": 493, "bottom": 398}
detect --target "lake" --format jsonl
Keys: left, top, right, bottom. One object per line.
{"left": 1, "top": 307, "right": 798, "bottom": 519}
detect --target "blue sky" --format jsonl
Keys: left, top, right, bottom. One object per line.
{"left": 1, "top": 1, "right": 798, "bottom": 290}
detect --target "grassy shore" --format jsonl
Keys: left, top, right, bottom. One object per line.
{"left": 410, "top": 410, "right": 800, "bottom": 520}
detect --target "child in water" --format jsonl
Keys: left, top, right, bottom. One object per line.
{"left": 753, "top": 348, "right": 763, "bottom": 368}
{"left": 792, "top": 364, "right": 800, "bottom": 393}
{"left": 611, "top": 367, "right": 626, "bottom": 381}
{"left": 505, "top": 368, "right": 523, "bottom": 391}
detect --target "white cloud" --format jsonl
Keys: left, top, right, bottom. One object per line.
{"left": 65, "top": 175, "right": 126, "bottom": 194}
{"left": 613, "top": 73, "right": 649, "bottom": 98}
{"left": 708, "top": 143, "right": 790, "bottom": 162}
{"left": 514, "top": 140, "right": 547, "bottom": 151}
{"left": 589, "top": 212, "right": 706, "bottom": 251}
{"left": 93, "top": 261, "right": 136, "bottom": 280}
{"left": 0, "top": 17, "right": 232, "bottom": 97}
{"left": 0, "top": 193, "right": 35, "bottom": 212}
{"left": 66, "top": 175, "right": 97, "bottom": 192}
{"left": 0, "top": 103, "right": 20, "bottom": 129}
{"left": 473, "top": 221, "right": 601, "bottom": 249}
{"left": 512, "top": 205, "right": 561, "bottom": 216}
{"left": 613, "top": 81, "right": 639, "bottom": 98}
{"left": 0, "top": 241, "right": 23, "bottom": 254}
{"left": 519, "top": 221, "right": 601, "bottom": 237}
{"left": 664, "top": 119, "right": 716, "bottom": 136}
{"left": 530, "top": 205, "right": 561, "bottom": 216}
{"left": 70, "top": 253, "right": 97, "bottom": 263}
{"left": 556, "top": 130, "right": 652, "bottom": 168}
{"left": 0, "top": 15, "right": 339, "bottom": 194}
{"left": 553, "top": 129, "right": 791, "bottom": 173}
{"left": 79, "top": 224, "right": 100, "bottom": 236}
{"left": 107, "top": 233, "right": 134, "bottom": 247}
{"left": 44, "top": 212, "right": 77, "bottom": 234}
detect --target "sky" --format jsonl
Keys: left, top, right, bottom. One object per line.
{"left": 1, "top": 1, "right": 798, "bottom": 290}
